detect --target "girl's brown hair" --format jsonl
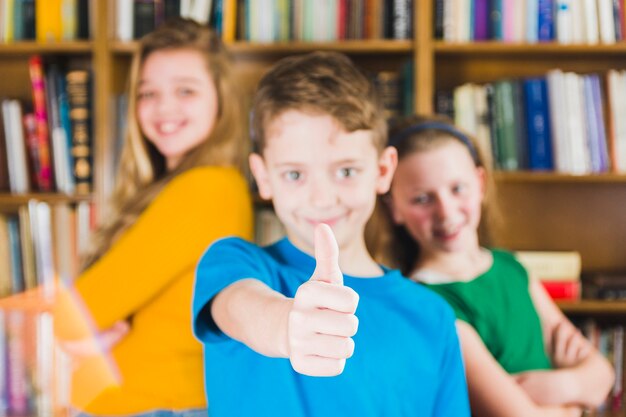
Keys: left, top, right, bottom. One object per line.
{"left": 371, "top": 114, "right": 501, "bottom": 275}
{"left": 81, "top": 18, "right": 246, "bottom": 270}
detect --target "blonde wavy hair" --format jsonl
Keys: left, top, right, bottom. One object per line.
{"left": 81, "top": 18, "right": 246, "bottom": 270}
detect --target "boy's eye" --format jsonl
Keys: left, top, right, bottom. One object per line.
{"left": 283, "top": 171, "right": 302, "bottom": 181}
{"left": 411, "top": 194, "right": 431, "bottom": 205}
{"left": 337, "top": 167, "right": 357, "bottom": 179}
{"left": 451, "top": 183, "right": 466, "bottom": 194}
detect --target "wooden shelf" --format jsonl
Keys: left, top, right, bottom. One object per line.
{"left": 0, "top": 41, "right": 94, "bottom": 55}
{"left": 0, "top": 193, "right": 92, "bottom": 206}
{"left": 558, "top": 300, "right": 626, "bottom": 315}
{"left": 494, "top": 172, "right": 626, "bottom": 184}
{"left": 111, "top": 39, "right": 413, "bottom": 55}
{"left": 434, "top": 41, "right": 626, "bottom": 55}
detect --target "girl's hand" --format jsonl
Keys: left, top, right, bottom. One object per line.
{"left": 60, "top": 320, "right": 130, "bottom": 357}
{"left": 514, "top": 369, "right": 579, "bottom": 407}
{"left": 551, "top": 320, "right": 591, "bottom": 368}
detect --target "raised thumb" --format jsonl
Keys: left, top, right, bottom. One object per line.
{"left": 311, "top": 223, "right": 343, "bottom": 285}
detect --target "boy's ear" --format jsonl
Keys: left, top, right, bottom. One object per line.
{"left": 249, "top": 153, "right": 273, "bottom": 200}
{"left": 375, "top": 146, "right": 398, "bottom": 194}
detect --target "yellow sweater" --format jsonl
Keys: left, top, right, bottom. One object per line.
{"left": 71, "top": 167, "right": 252, "bottom": 415}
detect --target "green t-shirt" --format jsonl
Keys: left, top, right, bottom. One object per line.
{"left": 423, "top": 249, "right": 551, "bottom": 374}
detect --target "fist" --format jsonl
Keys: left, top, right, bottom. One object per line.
{"left": 288, "top": 224, "right": 360, "bottom": 376}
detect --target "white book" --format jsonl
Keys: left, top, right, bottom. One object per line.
{"left": 513, "top": 0, "right": 526, "bottom": 42}
{"left": 116, "top": 0, "right": 133, "bottom": 41}
{"left": 453, "top": 83, "right": 477, "bottom": 136}
{"left": 189, "top": 0, "right": 212, "bottom": 25}
{"left": 180, "top": 0, "right": 193, "bottom": 18}
{"left": 597, "top": 0, "right": 616, "bottom": 43}
{"left": 52, "top": 203, "right": 75, "bottom": 284}
{"left": 36, "top": 313, "right": 54, "bottom": 417}
{"left": 2, "top": 99, "right": 29, "bottom": 193}
{"left": 582, "top": 0, "right": 599, "bottom": 44}
{"left": 76, "top": 201, "right": 92, "bottom": 256}
{"left": 526, "top": 0, "right": 539, "bottom": 43}
{"left": 0, "top": 0, "right": 5, "bottom": 43}
{"left": 514, "top": 250, "right": 581, "bottom": 281}
{"left": 570, "top": 0, "right": 584, "bottom": 43}
{"left": 473, "top": 84, "right": 493, "bottom": 168}
{"left": 556, "top": 0, "right": 573, "bottom": 44}
{"left": 563, "top": 72, "right": 590, "bottom": 173}
{"left": 443, "top": 0, "right": 456, "bottom": 42}
{"left": 29, "top": 200, "right": 56, "bottom": 298}
{"left": 611, "top": 70, "right": 626, "bottom": 172}
{"left": 546, "top": 70, "right": 570, "bottom": 172}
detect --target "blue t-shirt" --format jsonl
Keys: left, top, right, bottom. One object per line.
{"left": 193, "top": 237, "right": 469, "bottom": 417}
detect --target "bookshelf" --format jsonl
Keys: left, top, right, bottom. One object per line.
{"left": 2, "top": 0, "right": 626, "bottom": 415}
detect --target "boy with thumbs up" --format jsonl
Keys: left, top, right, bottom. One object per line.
{"left": 192, "top": 51, "right": 470, "bottom": 417}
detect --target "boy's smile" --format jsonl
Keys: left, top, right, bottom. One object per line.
{"left": 250, "top": 110, "right": 396, "bottom": 270}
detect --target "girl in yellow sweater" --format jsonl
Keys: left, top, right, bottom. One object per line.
{"left": 63, "top": 18, "right": 252, "bottom": 416}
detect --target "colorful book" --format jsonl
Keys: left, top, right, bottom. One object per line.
{"left": 514, "top": 250, "right": 581, "bottom": 281}
{"left": 541, "top": 281, "right": 581, "bottom": 301}
{"left": 523, "top": 77, "right": 554, "bottom": 170}
{"left": 35, "top": 0, "right": 62, "bottom": 42}
{"left": 66, "top": 69, "right": 93, "bottom": 195}
{"left": 28, "top": 55, "right": 54, "bottom": 192}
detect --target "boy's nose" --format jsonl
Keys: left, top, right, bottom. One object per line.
{"left": 309, "top": 177, "right": 337, "bottom": 208}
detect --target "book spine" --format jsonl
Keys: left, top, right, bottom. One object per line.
{"left": 541, "top": 281, "right": 581, "bottom": 301}
{"left": 133, "top": 0, "right": 156, "bottom": 39}
{"left": 66, "top": 70, "right": 93, "bottom": 195}
{"left": 28, "top": 55, "right": 54, "bottom": 192}
{"left": 524, "top": 77, "right": 554, "bottom": 170}
{"left": 537, "top": 0, "right": 554, "bottom": 41}
{"left": 473, "top": 0, "right": 489, "bottom": 40}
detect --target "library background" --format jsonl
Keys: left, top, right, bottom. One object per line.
{"left": 1, "top": 0, "right": 626, "bottom": 416}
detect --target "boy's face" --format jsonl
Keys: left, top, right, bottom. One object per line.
{"left": 250, "top": 110, "right": 396, "bottom": 255}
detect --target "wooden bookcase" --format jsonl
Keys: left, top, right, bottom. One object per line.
{"left": 1, "top": 0, "right": 626, "bottom": 415}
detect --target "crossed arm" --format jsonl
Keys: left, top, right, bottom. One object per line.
{"left": 513, "top": 279, "right": 615, "bottom": 408}
{"left": 458, "top": 278, "right": 614, "bottom": 417}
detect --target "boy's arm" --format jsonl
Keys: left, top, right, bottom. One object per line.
{"left": 209, "top": 224, "right": 360, "bottom": 376}
{"left": 457, "top": 320, "right": 583, "bottom": 417}
{"left": 516, "top": 279, "right": 615, "bottom": 408}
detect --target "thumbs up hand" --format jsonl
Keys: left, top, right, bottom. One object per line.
{"left": 288, "top": 224, "right": 360, "bottom": 376}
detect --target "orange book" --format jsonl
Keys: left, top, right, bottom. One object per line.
{"left": 36, "top": 0, "right": 62, "bottom": 42}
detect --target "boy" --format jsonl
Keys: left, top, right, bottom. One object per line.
{"left": 192, "top": 51, "right": 469, "bottom": 416}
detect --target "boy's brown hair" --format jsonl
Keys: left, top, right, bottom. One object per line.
{"left": 251, "top": 51, "right": 387, "bottom": 152}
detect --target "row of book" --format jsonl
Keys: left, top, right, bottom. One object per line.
{"left": 437, "top": 69, "right": 626, "bottom": 174}
{"left": 578, "top": 321, "right": 624, "bottom": 413}
{"left": 116, "top": 0, "right": 414, "bottom": 42}
{"left": 0, "top": 309, "right": 67, "bottom": 417}
{"left": 0, "top": 56, "right": 93, "bottom": 195}
{"left": 0, "top": 200, "right": 93, "bottom": 298}
{"left": 0, "top": 0, "right": 91, "bottom": 43}
{"left": 435, "top": 0, "right": 626, "bottom": 44}
{"left": 514, "top": 250, "right": 582, "bottom": 301}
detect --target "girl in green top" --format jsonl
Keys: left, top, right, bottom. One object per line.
{"left": 376, "top": 115, "right": 614, "bottom": 417}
